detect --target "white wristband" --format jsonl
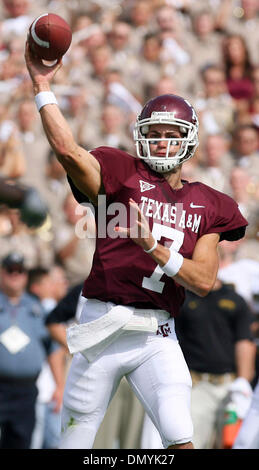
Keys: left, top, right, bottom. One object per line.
{"left": 144, "top": 239, "right": 158, "bottom": 254}
{"left": 35, "top": 91, "right": 58, "bottom": 111}
{"left": 161, "top": 250, "right": 183, "bottom": 277}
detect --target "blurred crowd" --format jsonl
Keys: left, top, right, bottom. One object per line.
{"left": 0, "top": 0, "right": 259, "bottom": 449}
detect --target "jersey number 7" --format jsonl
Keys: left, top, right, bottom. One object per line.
{"left": 142, "top": 223, "right": 184, "bottom": 293}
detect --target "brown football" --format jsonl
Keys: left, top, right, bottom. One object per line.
{"left": 28, "top": 13, "right": 72, "bottom": 61}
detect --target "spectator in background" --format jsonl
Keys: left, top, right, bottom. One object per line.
{"left": 44, "top": 0, "right": 70, "bottom": 22}
{"left": 107, "top": 20, "right": 139, "bottom": 80}
{"left": 40, "top": 149, "right": 69, "bottom": 231}
{"left": 54, "top": 193, "right": 96, "bottom": 286}
{"left": 234, "top": 214, "right": 259, "bottom": 263}
{"left": 155, "top": 3, "right": 183, "bottom": 36}
{"left": 150, "top": 75, "right": 179, "bottom": 99}
{"left": 45, "top": 281, "right": 85, "bottom": 348}
{"left": 0, "top": 129, "right": 25, "bottom": 179}
{"left": 0, "top": 207, "right": 14, "bottom": 240}
{"left": 69, "top": 14, "right": 106, "bottom": 86}
{"left": 77, "top": 23, "right": 107, "bottom": 59}
{"left": 0, "top": 102, "right": 16, "bottom": 144}
{"left": 0, "top": 252, "right": 60, "bottom": 448}
{"left": 92, "top": 103, "right": 135, "bottom": 152}
{"left": 218, "top": 239, "right": 259, "bottom": 307}
{"left": 188, "top": 0, "right": 222, "bottom": 14}
{"left": 216, "top": 0, "right": 259, "bottom": 66}
{"left": 250, "top": 96, "right": 259, "bottom": 129}
{"left": 0, "top": 36, "right": 27, "bottom": 99}
{"left": 88, "top": 45, "right": 113, "bottom": 96}
{"left": 1, "top": 0, "right": 35, "bottom": 40}
{"left": 128, "top": 0, "right": 154, "bottom": 51}
{"left": 250, "top": 66, "right": 259, "bottom": 128}
{"left": 185, "top": 133, "right": 233, "bottom": 194}
{"left": 27, "top": 265, "right": 68, "bottom": 449}
{"left": 62, "top": 85, "right": 100, "bottom": 149}
{"left": 136, "top": 32, "right": 163, "bottom": 100}
{"left": 186, "top": 8, "right": 223, "bottom": 88}
{"left": 154, "top": 3, "right": 189, "bottom": 55}
{"left": 0, "top": 101, "right": 25, "bottom": 179}
{"left": 103, "top": 68, "right": 142, "bottom": 137}
{"left": 252, "top": 65, "right": 259, "bottom": 100}
{"left": 48, "top": 264, "right": 69, "bottom": 310}
{"left": 221, "top": 34, "right": 255, "bottom": 119}
{"left": 230, "top": 123, "right": 259, "bottom": 180}
{"left": 15, "top": 99, "right": 50, "bottom": 192}
{"left": 228, "top": 166, "right": 258, "bottom": 236}
{"left": 0, "top": 49, "right": 18, "bottom": 93}
{"left": 154, "top": 4, "right": 192, "bottom": 95}
{"left": 194, "top": 64, "right": 236, "bottom": 138}
{"left": 0, "top": 208, "right": 54, "bottom": 269}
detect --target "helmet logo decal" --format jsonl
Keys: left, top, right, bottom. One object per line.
{"left": 151, "top": 111, "right": 177, "bottom": 119}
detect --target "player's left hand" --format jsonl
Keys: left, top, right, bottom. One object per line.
{"left": 115, "top": 198, "right": 155, "bottom": 252}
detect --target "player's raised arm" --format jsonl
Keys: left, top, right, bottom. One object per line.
{"left": 24, "top": 42, "right": 101, "bottom": 205}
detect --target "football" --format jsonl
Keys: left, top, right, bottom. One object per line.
{"left": 28, "top": 13, "right": 72, "bottom": 61}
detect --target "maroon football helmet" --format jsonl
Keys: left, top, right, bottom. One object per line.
{"left": 133, "top": 94, "right": 199, "bottom": 173}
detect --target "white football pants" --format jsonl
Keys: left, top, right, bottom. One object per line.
{"left": 59, "top": 300, "right": 193, "bottom": 449}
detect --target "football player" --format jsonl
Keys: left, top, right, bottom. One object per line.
{"left": 25, "top": 43, "right": 248, "bottom": 450}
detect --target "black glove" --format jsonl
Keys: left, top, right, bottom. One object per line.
{"left": 20, "top": 188, "right": 48, "bottom": 228}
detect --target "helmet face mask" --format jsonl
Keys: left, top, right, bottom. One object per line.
{"left": 133, "top": 95, "right": 199, "bottom": 173}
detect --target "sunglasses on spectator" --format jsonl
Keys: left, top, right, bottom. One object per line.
{"left": 4, "top": 266, "right": 26, "bottom": 274}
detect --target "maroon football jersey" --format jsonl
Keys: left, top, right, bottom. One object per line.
{"left": 68, "top": 147, "right": 247, "bottom": 317}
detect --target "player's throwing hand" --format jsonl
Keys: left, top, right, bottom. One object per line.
{"left": 115, "top": 198, "right": 156, "bottom": 252}
{"left": 24, "top": 42, "right": 62, "bottom": 85}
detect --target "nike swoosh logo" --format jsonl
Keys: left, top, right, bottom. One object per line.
{"left": 190, "top": 202, "right": 205, "bottom": 209}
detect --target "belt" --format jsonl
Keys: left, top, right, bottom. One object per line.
{"left": 67, "top": 304, "right": 170, "bottom": 362}
{"left": 190, "top": 370, "right": 236, "bottom": 386}
{"left": 123, "top": 308, "right": 170, "bottom": 330}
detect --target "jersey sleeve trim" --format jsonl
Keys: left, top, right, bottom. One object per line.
{"left": 67, "top": 175, "right": 89, "bottom": 203}
{"left": 206, "top": 225, "right": 247, "bottom": 242}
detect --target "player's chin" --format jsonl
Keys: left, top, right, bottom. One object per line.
{"left": 154, "top": 152, "right": 179, "bottom": 158}
{"left": 165, "top": 161, "right": 183, "bottom": 174}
